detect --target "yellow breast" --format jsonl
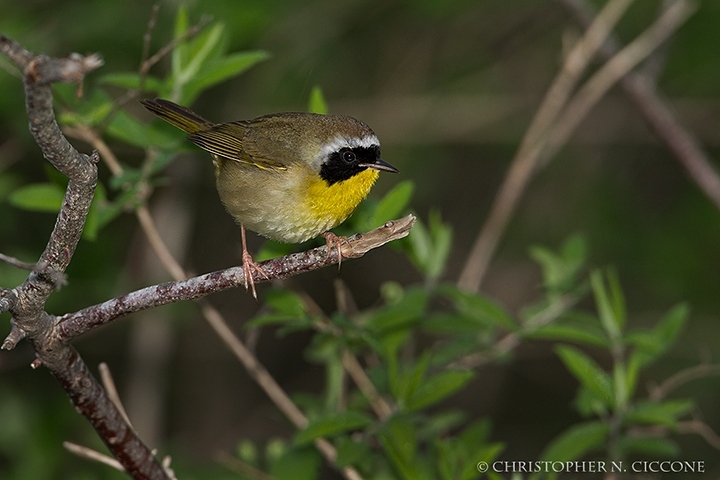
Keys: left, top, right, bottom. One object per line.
{"left": 304, "top": 168, "right": 380, "bottom": 228}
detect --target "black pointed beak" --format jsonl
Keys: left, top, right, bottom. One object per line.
{"left": 360, "top": 158, "right": 399, "bottom": 173}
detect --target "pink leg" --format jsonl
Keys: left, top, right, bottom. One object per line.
{"left": 241, "top": 224, "right": 268, "bottom": 299}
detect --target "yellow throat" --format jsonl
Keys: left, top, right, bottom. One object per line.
{"left": 305, "top": 169, "right": 380, "bottom": 227}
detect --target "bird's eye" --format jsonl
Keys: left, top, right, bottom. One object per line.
{"left": 342, "top": 150, "right": 356, "bottom": 163}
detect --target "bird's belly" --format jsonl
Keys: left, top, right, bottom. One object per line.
{"left": 216, "top": 162, "right": 377, "bottom": 243}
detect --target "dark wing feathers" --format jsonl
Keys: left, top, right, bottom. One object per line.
{"left": 188, "top": 122, "right": 287, "bottom": 171}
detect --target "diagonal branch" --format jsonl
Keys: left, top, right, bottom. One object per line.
{"left": 457, "top": 0, "right": 696, "bottom": 293}
{"left": 561, "top": 0, "right": 720, "bottom": 212}
{"left": 56, "top": 215, "right": 415, "bottom": 341}
{"left": 0, "top": 34, "right": 170, "bottom": 480}
{"left": 456, "top": 0, "right": 636, "bottom": 293}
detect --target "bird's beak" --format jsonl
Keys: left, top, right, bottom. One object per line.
{"left": 360, "top": 158, "right": 399, "bottom": 173}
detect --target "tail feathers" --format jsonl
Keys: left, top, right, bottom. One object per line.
{"left": 140, "top": 98, "right": 213, "bottom": 134}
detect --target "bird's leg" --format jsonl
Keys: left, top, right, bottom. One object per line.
{"left": 322, "top": 231, "right": 351, "bottom": 271}
{"left": 240, "top": 224, "right": 268, "bottom": 299}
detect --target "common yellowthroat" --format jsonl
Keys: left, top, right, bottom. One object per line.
{"left": 141, "top": 98, "right": 398, "bottom": 296}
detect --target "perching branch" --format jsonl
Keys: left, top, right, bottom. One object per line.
{"left": 57, "top": 215, "right": 415, "bottom": 342}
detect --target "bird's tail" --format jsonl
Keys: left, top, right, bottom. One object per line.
{"left": 140, "top": 98, "right": 213, "bottom": 134}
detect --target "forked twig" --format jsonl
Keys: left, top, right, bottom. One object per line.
{"left": 457, "top": 0, "right": 695, "bottom": 292}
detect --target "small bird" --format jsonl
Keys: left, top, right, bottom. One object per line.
{"left": 141, "top": 98, "right": 398, "bottom": 297}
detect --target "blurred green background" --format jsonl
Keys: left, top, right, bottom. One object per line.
{"left": 2, "top": 0, "right": 720, "bottom": 478}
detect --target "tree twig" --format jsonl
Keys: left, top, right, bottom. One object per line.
{"left": 650, "top": 363, "right": 720, "bottom": 401}
{"left": 0, "top": 34, "right": 169, "bottom": 480}
{"left": 457, "top": 0, "right": 636, "bottom": 292}
{"left": 560, "top": 0, "right": 720, "bottom": 212}
{"left": 64, "top": 441, "right": 125, "bottom": 472}
{"left": 56, "top": 215, "right": 414, "bottom": 340}
{"left": 99, "top": 362, "right": 134, "bottom": 428}
{"left": 542, "top": 0, "right": 698, "bottom": 164}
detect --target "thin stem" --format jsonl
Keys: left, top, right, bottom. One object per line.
{"left": 457, "top": 0, "right": 636, "bottom": 292}
{"left": 560, "top": 0, "right": 720, "bottom": 212}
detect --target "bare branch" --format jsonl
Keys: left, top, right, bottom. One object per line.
{"left": 57, "top": 215, "right": 415, "bottom": 340}
{"left": 342, "top": 350, "right": 394, "bottom": 420}
{"left": 215, "top": 450, "right": 274, "bottom": 480}
{"left": 650, "top": 363, "right": 720, "bottom": 401}
{"left": 542, "top": 0, "right": 698, "bottom": 163}
{"left": 457, "top": 0, "right": 636, "bottom": 292}
{"left": 677, "top": 420, "right": 720, "bottom": 452}
{"left": 99, "top": 362, "right": 134, "bottom": 427}
{"left": 64, "top": 442, "right": 125, "bottom": 472}
{"left": 561, "top": 0, "right": 720, "bottom": 212}
{"left": 0, "top": 252, "right": 36, "bottom": 271}
{"left": 1, "top": 34, "right": 169, "bottom": 480}
{"left": 457, "top": 0, "right": 696, "bottom": 292}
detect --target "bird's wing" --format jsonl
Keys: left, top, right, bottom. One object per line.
{"left": 187, "top": 121, "right": 288, "bottom": 171}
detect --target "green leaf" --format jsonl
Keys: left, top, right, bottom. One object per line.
{"left": 9, "top": 183, "right": 64, "bottom": 212}
{"left": 529, "top": 234, "right": 586, "bottom": 293}
{"left": 539, "top": 421, "right": 607, "bottom": 463}
{"left": 436, "top": 438, "right": 458, "bottom": 480}
{"left": 653, "top": 303, "right": 689, "bottom": 353}
{"left": 107, "top": 110, "right": 180, "bottom": 148}
{"left": 459, "top": 420, "right": 494, "bottom": 454}
{"left": 555, "top": 345, "right": 613, "bottom": 406}
{"left": 269, "top": 446, "right": 322, "bottom": 480}
{"left": 308, "top": 85, "right": 328, "bottom": 115}
{"left": 174, "top": 23, "right": 225, "bottom": 102}
{"left": 426, "top": 337, "right": 485, "bottom": 367}
{"left": 617, "top": 436, "right": 679, "bottom": 457}
{"left": 365, "top": 287, "right": 428, "bottom": 333}
{"left": 606, "top": 268, "right": 626, "bottom": 331}
{"left": 574, "top": 385, "right": 609, "bottom": 418}
{"left": 418, "top": 409, "right": 467, "bottom": 439}
{"left": 98, "top": 72, "right": 164, "bottom": 93}
{"left": 624, "top": 400, "right": 694, "bottom": 427}
{"left": 420, "top": 313, "right": 492, "bottom": 335}
{"left": 625, "top": 303, "right": 689, "bottom": 365}
{"left": 379, "top": 416, "right": 427, "bottom": 480}
{"left": 265, "top": 289, "right": 307, "bottom": 317}
{"left": 404, "top": 210, "right": 452, "bottom": 281}
{"left": 294, "top": 411, "right": 372, "bottom": 445}
{"left": 463, "top": 442, "right": 505, "bottom": 480}
{"left": 406, "top": 215, "right": 432, "bottom": 273}
{"left": 426, "top": 210, "right": 452, "bottom": 280}
{"left": 590, "top": 270, "right": 623, "bottom": 344}
{"left": 366, "top": 181, "right": 414, "bottom": 229}
{"left": 172, "top": 6, "right": 191, "bottom": 80}
{"left": 183, "top": 50, "right": 270, "bottom": 104}
{"left": 438, "top": 284, "right": 517, "bottom": 331}
{"left": 335, "top": 436, "right": 371, "bottom": 467}
{"left": 529, "top": 324, "right": 609, "bottom": 348}
{"left": 394, "top": 351, "right": 431, "bottom": 406}
{"left": 405, "top": 370, "right": 474, "bottom": 411}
